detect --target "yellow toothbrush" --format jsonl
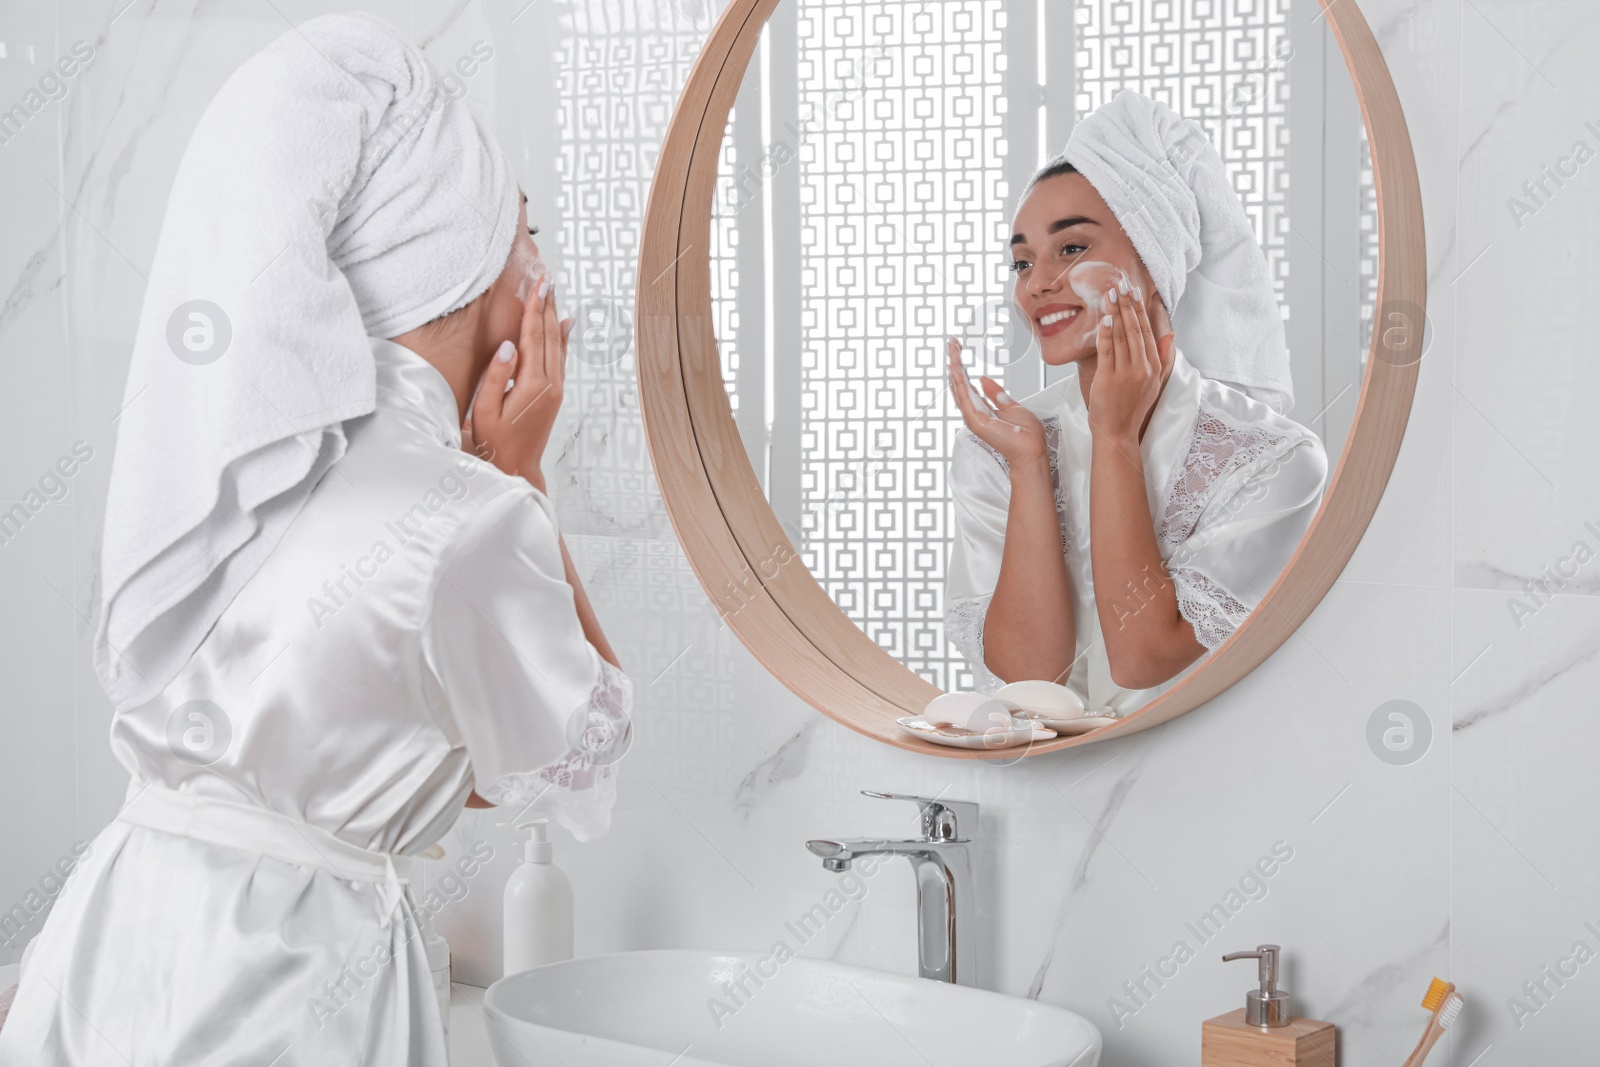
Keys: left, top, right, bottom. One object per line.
{"left": 1400, "top": 977, "right": 1464, "bottom": 1067}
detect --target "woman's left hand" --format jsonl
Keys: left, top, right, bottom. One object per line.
{"left": 1087, "top": 283, "right": 1175, "bottom": 443}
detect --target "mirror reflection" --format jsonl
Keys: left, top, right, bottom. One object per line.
{"left": 711, "top": 1, "right": 1376, "bottom": 720}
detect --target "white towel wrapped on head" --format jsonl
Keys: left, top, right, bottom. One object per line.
{"left": 94, "top": 11, "right": 520, "bottom": 713}
{"left": 1064, "top": 90, "right": 1293, "bottom": 414}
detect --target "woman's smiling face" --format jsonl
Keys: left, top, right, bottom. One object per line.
{"left": 1009, "top": 170, "right": 1161, "bottom": 366}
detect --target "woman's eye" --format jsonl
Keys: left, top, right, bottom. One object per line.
{"left": 1009, "top": 259, "right": 1033, "bottom": 274}
{"left": 527, "top": 224, "right": 540, "bottom": 237}
{"left": 1059, "top": 243, "right": 1087, "bottom": 257}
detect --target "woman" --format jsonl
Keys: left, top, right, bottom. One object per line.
{"left": 944, "top": 91, "right": 1327, "bottom": 714}
{"left": 0, "top": 13, "right": 626, "bottom": 1065}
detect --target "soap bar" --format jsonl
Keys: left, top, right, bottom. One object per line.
{"left": 1201, "top": 1009, "right": 1336, "bottom": 1066}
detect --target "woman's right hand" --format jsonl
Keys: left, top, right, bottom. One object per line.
{"left": 947, "top": 338, "right": 1049, "bottom": 469}
{"left": 462, "top": 278, "right": 572, "bottom": 492}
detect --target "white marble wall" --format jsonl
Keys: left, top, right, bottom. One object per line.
{"left": 1, "top": 0, "right": 1595, "bottom": 1064}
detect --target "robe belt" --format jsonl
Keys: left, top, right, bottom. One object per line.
{"left": 116, "top": 781, "right": 444, "bottom": 931}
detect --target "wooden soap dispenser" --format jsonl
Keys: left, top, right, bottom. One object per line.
{"left": 1201, "top": 944, "right": 1337, "bottom": 1066}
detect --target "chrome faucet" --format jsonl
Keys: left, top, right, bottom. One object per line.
{"left": 805, "top": 790, "right": 979, "bottom": 986}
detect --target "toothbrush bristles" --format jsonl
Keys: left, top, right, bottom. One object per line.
{"left": 1421, "top": 977, "right": 1450, "bottom": 1012}
{"left": 1437, "top": 993, "right": 1463, "bottom": 1029}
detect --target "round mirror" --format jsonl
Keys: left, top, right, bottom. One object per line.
{"left": 638, "top": 0, "right": 1425, "bottom": 757}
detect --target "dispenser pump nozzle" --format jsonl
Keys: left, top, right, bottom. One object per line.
{"left": 1221, "top": 944, "right": 1290, "bottom": 1027}
{"left": 516, "top": 818, "right": 553, "bottom": 863}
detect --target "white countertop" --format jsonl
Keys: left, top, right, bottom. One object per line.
{"left": 447, "top": 982, "right": 498, "bottom": 1066}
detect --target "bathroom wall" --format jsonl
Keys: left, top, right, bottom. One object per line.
{"left": 1, "top": 0, "right": 1594, "bottom": 1064}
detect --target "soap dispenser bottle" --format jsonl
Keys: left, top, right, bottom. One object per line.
{"left": 502, "top": 818, "right": 573, "bottom": 978}
{"left": 1201, "top": 944, "right": 1336, "bottom": 1066}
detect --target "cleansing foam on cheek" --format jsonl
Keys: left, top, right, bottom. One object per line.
{"left": 515, "top": 253, "right": 552, "bottom": 302}
{"left": 1065, "top": 261, "right": 1132, "bottom": 344}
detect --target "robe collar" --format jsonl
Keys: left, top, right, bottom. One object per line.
{"left": 368, "top": 337, "right": 464, "bottom": 451}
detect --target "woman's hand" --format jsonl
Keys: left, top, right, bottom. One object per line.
{"left": 1087, "top": 283, "right": 1175, "bottom": 444}
{"left": 947, "top": 338, "right": 1048, "bottom": 468}
{"left": 462, "top": 278, "right": 573, "bottom": 491}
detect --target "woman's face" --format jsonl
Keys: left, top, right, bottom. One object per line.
{"left": 481, "top": 192, "right": 549, "bottom": 355}
{"left": 1009, "top": 171, "right": 1161, "bottom": 367}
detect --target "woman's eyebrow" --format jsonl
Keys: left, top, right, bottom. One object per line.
{"left": 1011, "top": 216, "right": 1099, "bottom": 245}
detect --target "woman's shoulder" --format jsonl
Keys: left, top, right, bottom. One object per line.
{"left": 1193, "top": 376, "right": 1323, "bottom": 449}
{"left": 338, "top": 408, "right": 547, "bottom": 553}
{"left": 437, "top": 475, "right": 559, "bottom": 566}
{"left": 1181, "top": 381, "right": 1329, "bottom": 504}
{"left": 1187, "top": 377, "right": 1327, "bottom": 485}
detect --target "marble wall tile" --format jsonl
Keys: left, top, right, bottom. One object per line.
{"left": 1445, "top": 4, "right": 1600, "bottom": 1055}
{"left": 1451, "top": 590, "right": 1600, "bottom": 1063}
{"left": 0, "top": 3, "right": 99, "bottom": 968}
{"left": 4, "top": 0, "right": 1596, "bottom": 1063}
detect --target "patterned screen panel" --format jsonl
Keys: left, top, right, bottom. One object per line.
{"left": 793, "top": 0, "right": 1009, "bottom": 690}
{"left": 1357, "top": 124, "right": 1379, "bottom": 365}
{"left": 555, "top": 3, "right": 716, "bottom": 544}
{"left": 713, "top": 107, "right": 742, "bottom": 416}
{"left": 556, "top": 0, "right": 743, "bottom": 779}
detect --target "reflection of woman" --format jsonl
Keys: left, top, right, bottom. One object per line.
{"left": 0, "top": 14, "right": 627, "bottom": 1064}
{"left": 944, "top": 91, "right": 1327, "bottom": 713}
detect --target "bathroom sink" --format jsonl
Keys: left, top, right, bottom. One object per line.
{"left": 483, "top": 949, "right": 1101, "bottom": 1067}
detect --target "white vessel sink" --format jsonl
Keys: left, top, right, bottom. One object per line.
{"left": 483, "top": 949, "right": 1101, "bottom": 1067}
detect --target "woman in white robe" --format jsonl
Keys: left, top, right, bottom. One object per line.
{"left": 944, "top": 92, "right": 1328, "bottom": 714}
{"left": 0, "top": 13, "right": 626, "bottom": 1066}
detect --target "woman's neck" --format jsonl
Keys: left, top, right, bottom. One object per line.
{"left": 1075, "top": 354, "right": 1099, "bottom": 408}
{"left": 390, "top": 316, "right": 491, "bottom": 425}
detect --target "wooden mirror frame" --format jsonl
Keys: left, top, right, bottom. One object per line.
{"left": 636, "top": 0, "right": 1425, "bottom": 759}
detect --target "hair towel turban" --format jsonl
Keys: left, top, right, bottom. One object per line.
{"left": 94, "top": 11, "right": 519, "bottom": 712}
{"left": 1063, "top": 90, "right": 1294, "bottom": 414}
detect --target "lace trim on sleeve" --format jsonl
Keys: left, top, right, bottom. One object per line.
{"left": 1169, "top": 566, "right": 1252, "bottom": 651}
{"left": 1158, "top": 409, "right": 1295, "bottom": 553}
{"left": 478, "top": 659, "right": 633, "bottom": 842}
{"left": 944, "top": 593, "right": 1002, "bottom": 693}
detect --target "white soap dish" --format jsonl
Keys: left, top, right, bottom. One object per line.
{"left": 1027, "top": 714, "right": 1119, "bottom": 735}
{"left": 896, "top": 716, "right": 1055, "bottom": 750}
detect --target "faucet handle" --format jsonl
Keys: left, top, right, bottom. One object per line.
{"left": 861, "top": 790, "right": 979, "bottom": 842}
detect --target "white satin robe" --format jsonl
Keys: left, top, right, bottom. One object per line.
{"left": 944, "top": 349, "right": 1327, "bottom": 713}
{"left": 0, "top": 338, "right": 631, "bottom": 1066}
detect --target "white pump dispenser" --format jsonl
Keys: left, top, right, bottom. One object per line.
{"left": 502, "top": 818, "right": 573, "bottom": 977}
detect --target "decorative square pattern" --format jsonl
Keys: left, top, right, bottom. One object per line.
{"left": 555, "top": 1, "right": 717, "bottom": 544}
{"left": 789, "top": 0, "right": 1009, "bottom": 690}
{"left": 1357, "top": 126, "right": 1379, "bottom": 365}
